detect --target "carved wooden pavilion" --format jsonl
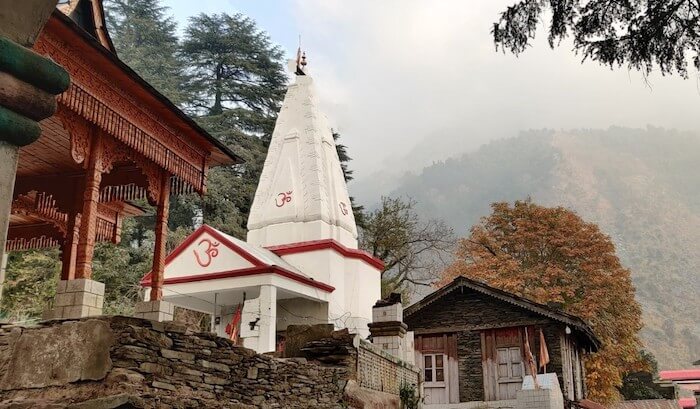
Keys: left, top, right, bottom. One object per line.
{"left": 5, "top": 2, "right": 239, "bottom": 306}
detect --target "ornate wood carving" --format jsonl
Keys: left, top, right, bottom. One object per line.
{"left": 11, "top": 193, "right": 68, "bottom": 236}
{"left": 34, "top": 33, "right": 210, "bottom": 194}
{"left": 5, "top": 236, "right": 61, "bottom": 252}
{"left": 98, "top": 134, "right": 163, "bottom": 203}
{"left": 56, "top": 105, "right": 91, "bottom": 167}
{"left": 6, "top": 223, "right": 64, "bottom": 252}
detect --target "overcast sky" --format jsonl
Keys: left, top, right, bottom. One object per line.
{"left": 163, "top": 0, "right": 700, "bottom": 189}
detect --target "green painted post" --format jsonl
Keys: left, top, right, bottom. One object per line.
{"left": 0, "top": 0, "right": 70, "bottom": 301}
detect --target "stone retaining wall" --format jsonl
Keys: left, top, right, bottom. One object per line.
{"left": 0, "top": 316, "right": 349, "bottom": 408}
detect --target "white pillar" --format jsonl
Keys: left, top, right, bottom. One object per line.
{"left": 258, "top": 284, "right": 277, "bottom": 353}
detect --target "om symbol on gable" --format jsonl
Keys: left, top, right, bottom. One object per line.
{"left": 193, "top": 238, "right": 220, "bottom": 267}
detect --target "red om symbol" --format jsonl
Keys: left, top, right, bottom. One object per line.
{"left": 275, "top": 191, "right": 293, "bottom": 207}
{"left": 339, "top": 202, "right": 349, "bottom": 215}
{"left": 193, "top": 239, "right": 220, "bottom": 267}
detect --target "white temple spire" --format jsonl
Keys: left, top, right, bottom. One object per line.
{"left": 247, "top": 54, "right": 359, "bottom": 249}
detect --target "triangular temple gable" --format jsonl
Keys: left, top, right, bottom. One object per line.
{"left": 161, "top": 226, "right": 264, "bottom": 280}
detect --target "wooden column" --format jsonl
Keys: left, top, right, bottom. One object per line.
{"left": 150, "top": 171, "right": 170, "bottom": 301}
{"left": 75, "top": 129, "right": 102, "bottom": 279}
{"left": 60, "top": 181, "right": 83, "bottom": 280}
{"left": 60, "top": 211, "right": 80, "bottom": 280}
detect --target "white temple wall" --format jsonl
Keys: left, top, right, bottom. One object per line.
{"left": 276, "top": 297, "right": 329, "bottom": 331}
{"left": 343, "top": 258, "right": 381, "bottom": 338}
{"left": 248, "top": 220, "right": 357, "bottom": 249}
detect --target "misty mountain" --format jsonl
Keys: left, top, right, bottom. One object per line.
{"left": 385, "top": 126, "right": 700, "bottom": 370}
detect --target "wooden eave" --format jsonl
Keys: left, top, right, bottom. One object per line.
{"left": 48, "top": 10, "right": 242, "bottom": 167}
{"left": 405, "top": 276, "right": 601, "bottom": 351}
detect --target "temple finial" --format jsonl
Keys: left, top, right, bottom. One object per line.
{"left": 295, "top": 35, "right": 307, "bottom": 76}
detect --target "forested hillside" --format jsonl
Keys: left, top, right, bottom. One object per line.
{"left": 390, "top": 127, "right": 700, "bottom": 369}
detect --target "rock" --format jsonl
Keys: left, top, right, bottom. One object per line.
{"left": 246, "top": 367, "right": 258, "bottom": 380}
{"left": 151, "top": 380, "right": 176, "bottom": 391}
{"left": 0, "top": 320, "right": 113, "bottom": 390}
{"left": 161, "top": 349, "right": 195, "bottom": 362}
{"left": 198, "top": 360, "right": 230, "bottom": 373}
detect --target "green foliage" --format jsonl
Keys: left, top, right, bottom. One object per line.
{"left": 92, "top": 239, "right": 152, "bottom": 316}
{"left": 493, "top": 0, "right": 700, "bottom": 77}
{"left": 181, "top": 13, "right": 286, "bottom": 118}
{"left": 167, "top": 12, "right": 287, "bottom": 237}
{"left": 105, "top": 0, "right": 185, "bottom": 104}
{"left": 619, "top": 350, "right": 667, "bottom": 400}
{"left": 0, "top": 250, "right": 59, "bottom": 321}
{"left": 399, "top": 381, "right": 420, "bottom": 409}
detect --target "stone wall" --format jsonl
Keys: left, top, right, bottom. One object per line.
{"left": 458, "top": 331, "right": 484, "bottom": 402}
{"left": 0, "top": 316, "right": 349, "bottom": 408}
{"left": 356, "top": 339, "right": 420, "bottom": 395}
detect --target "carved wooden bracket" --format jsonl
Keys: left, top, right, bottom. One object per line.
{"left": 56, "top": 105, "right": 91, "bottom": 167}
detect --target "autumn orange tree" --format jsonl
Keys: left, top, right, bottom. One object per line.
{"left": 439, "top": 200, "right": 643, "bottom": 403}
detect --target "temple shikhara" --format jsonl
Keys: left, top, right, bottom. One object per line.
{"left": 3, "top": 2, "right": 239, "bottom": 319}
{"left": 140, "top": 56, "right": 384, "bottom": 353}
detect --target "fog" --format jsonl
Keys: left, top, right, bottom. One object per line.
{"left": 166, "top": 0, "right": 700, "bottom": 199}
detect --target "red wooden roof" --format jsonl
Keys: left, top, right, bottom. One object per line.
{"left": 48, "top": 9, "right": 241, "bottom": 167}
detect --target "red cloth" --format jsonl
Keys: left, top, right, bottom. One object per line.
{"left": 539, "top": 328, "right": 550, "bottom": 370}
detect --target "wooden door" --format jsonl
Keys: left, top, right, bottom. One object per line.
{"left": 496, "top": 346, "right": 524, "bottom": 400}
{"left": 482, "top": 327, "right": 529, "bottom": 401}
{"left": 415, "top": 334, "right": 460, "bottom": 405}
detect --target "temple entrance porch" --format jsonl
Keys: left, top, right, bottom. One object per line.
{"left": 149, "top": 279, "right": 330, "bottom": 353}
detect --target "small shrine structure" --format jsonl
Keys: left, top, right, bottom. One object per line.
{"left": 2, "top": 0, "right": 239, "bottom": 318}
{"left": 142, "top": 55, "right": 383, "bottom": 353}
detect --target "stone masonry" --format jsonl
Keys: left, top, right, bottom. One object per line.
{"left": 42, "top": 278, "right": 105, "bottom": 319}
{"left": 0, "top": 316, "right": 348, "bottom": 408}
{"left": 0, "top": 316, "right": 416, "bottom": 408}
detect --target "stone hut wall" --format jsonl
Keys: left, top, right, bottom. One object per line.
{"left": 0, "top": 317, "right": 349, "bottom": 408}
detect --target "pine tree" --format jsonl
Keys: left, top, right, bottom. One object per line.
{"left": 105, "top": 0, "right": 185, "bottom": 104}
{"left": 171, "top": 13, "right": 287, "bottom": 237}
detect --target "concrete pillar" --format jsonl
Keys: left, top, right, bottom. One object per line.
{"left": 258, "top": 284, "right": 277, "bottom": 353}
{"left": 368, "top": 295, "right": 415, "bottom": 363}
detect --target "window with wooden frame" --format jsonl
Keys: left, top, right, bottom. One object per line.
{"left": 424, "top": 353, "right": 446, "bottom": 386}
